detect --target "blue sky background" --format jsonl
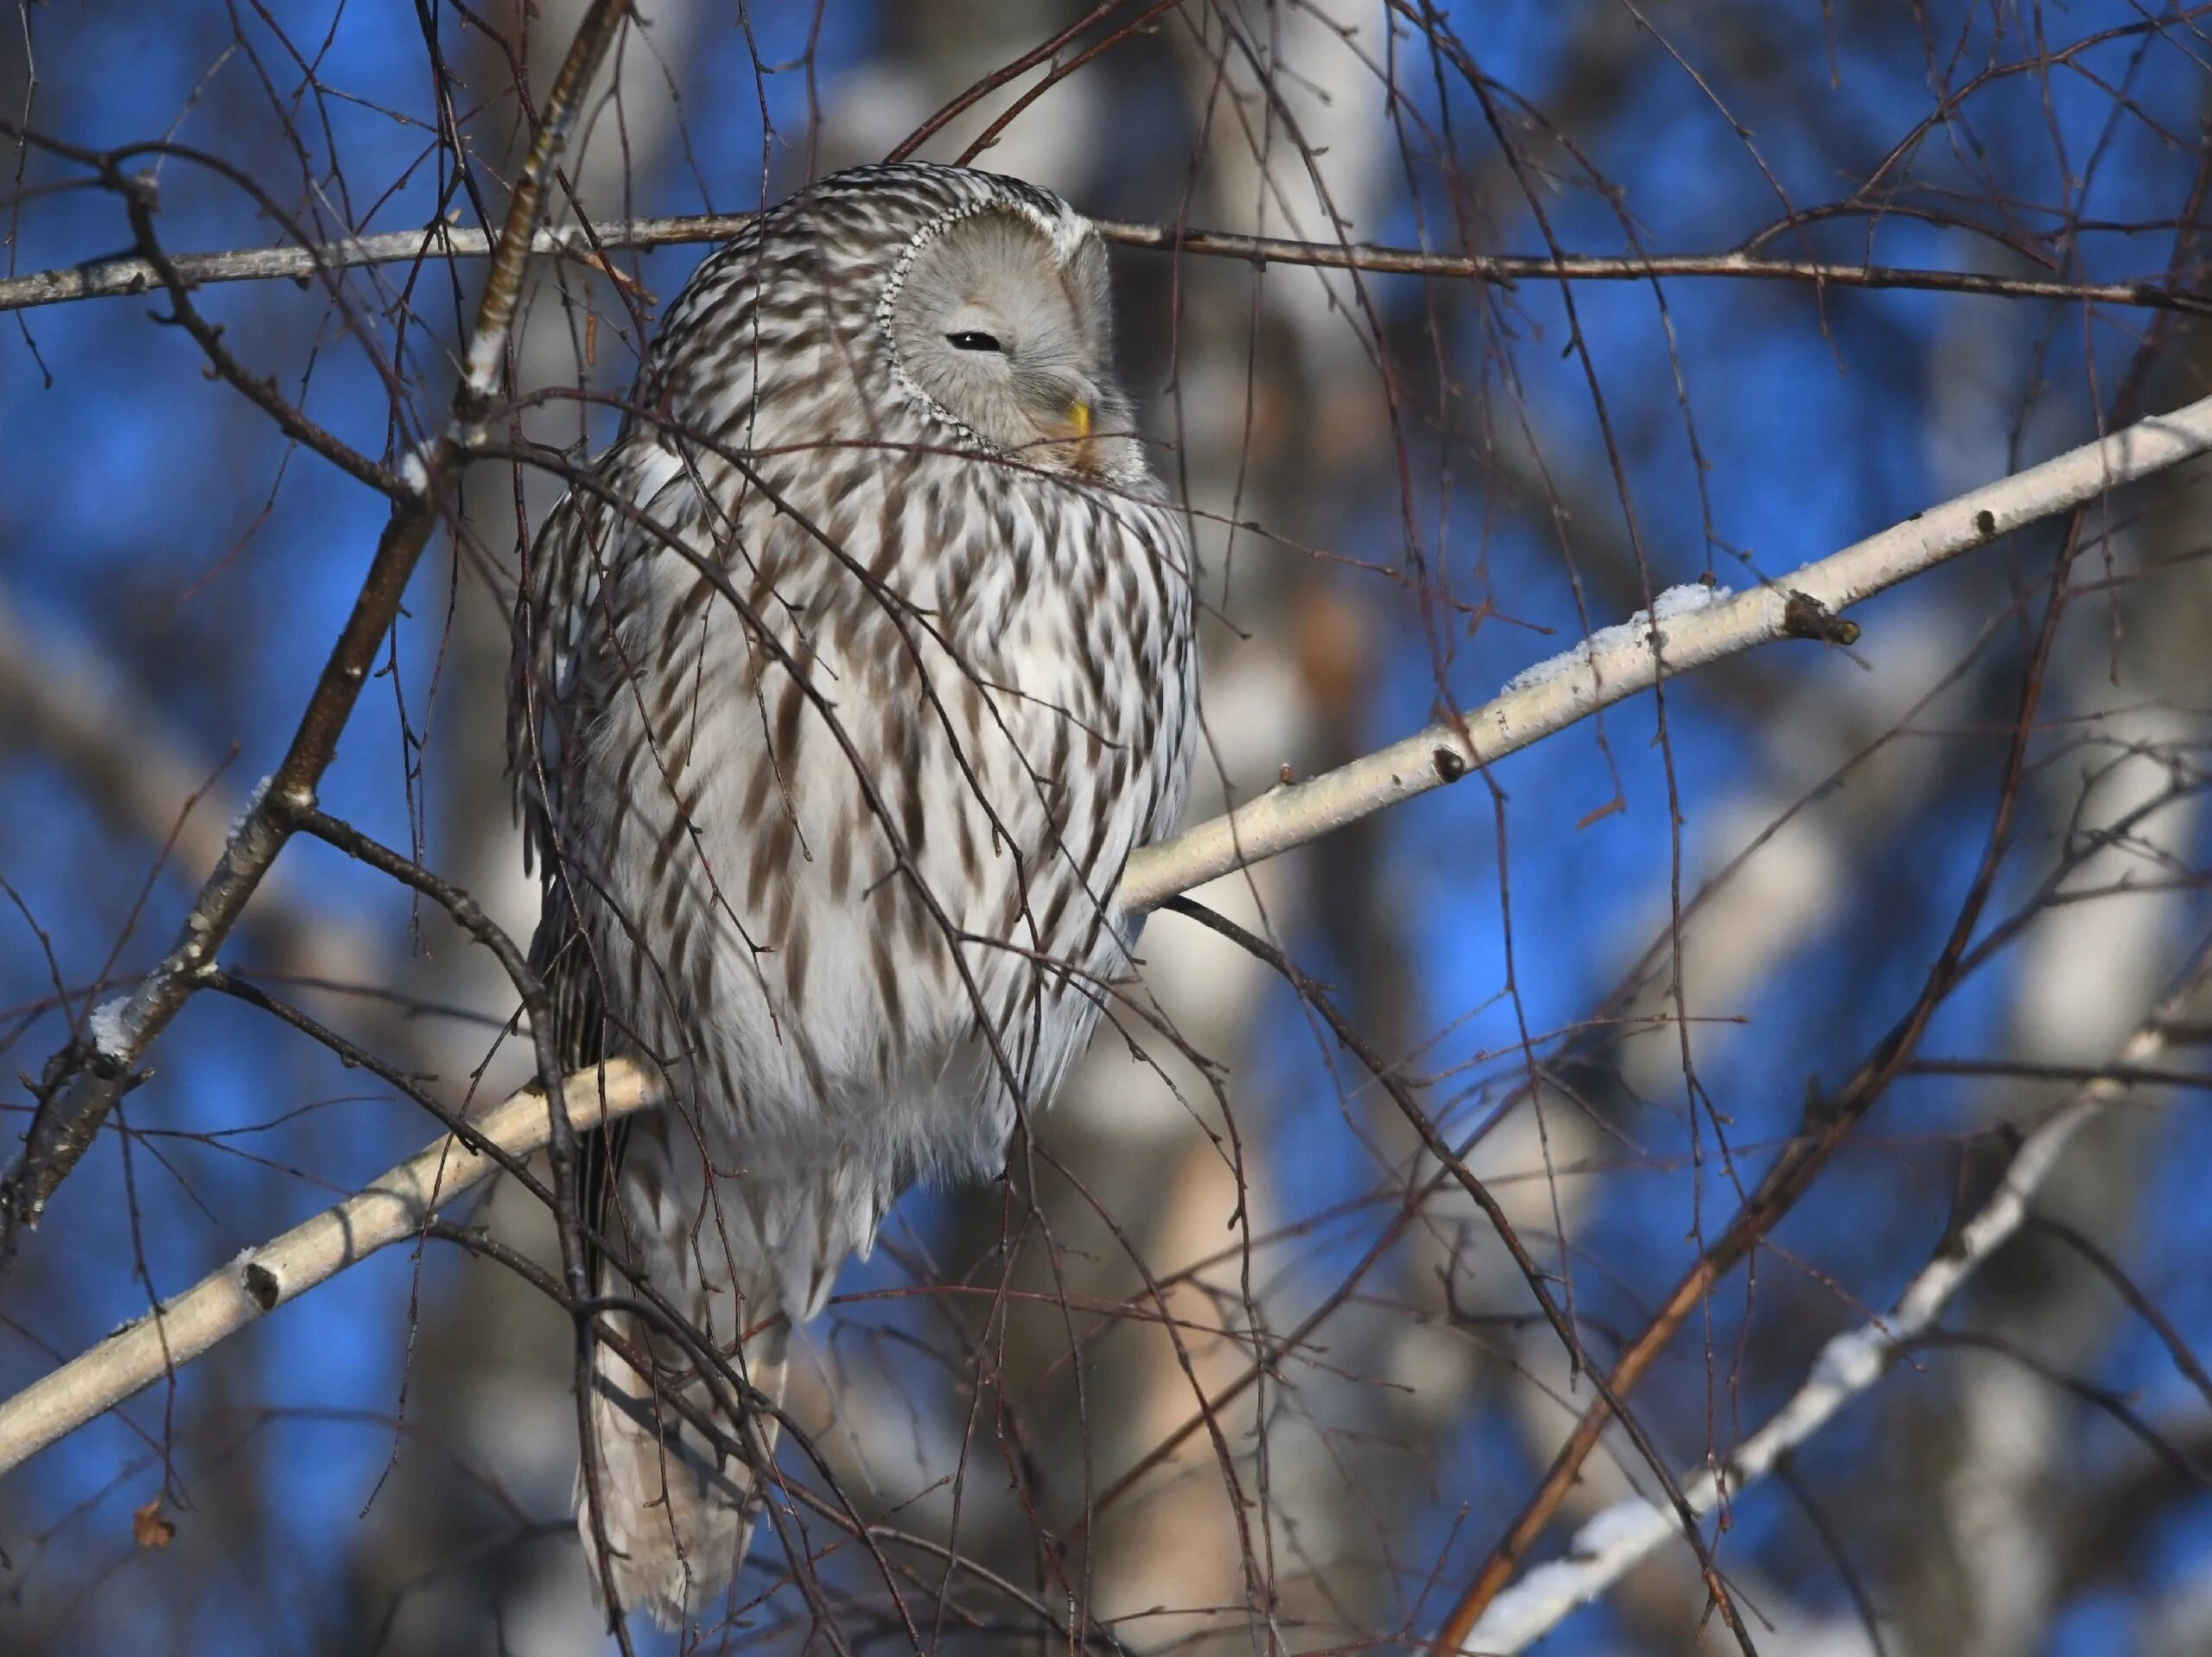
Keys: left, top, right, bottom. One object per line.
{"left": 5, "top": 4, "right": 2212, "bottom": 1654}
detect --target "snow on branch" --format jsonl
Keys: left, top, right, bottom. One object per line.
{"left": 1454, "top": 958, "right": 2212, "bottom": 1654}
{"left": 1119, "top": 387, "right": 2212, "bottom": 912}
{"left": 0, "top": 1060, "right": 654, "bottom": 1480}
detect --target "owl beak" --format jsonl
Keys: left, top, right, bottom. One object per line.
{"left": 1044, "top": 397, "right": 1101, "bottom": 473}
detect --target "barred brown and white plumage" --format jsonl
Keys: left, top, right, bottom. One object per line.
{"left": 510, "top": 162, "right": 1197, "bottom": 1626}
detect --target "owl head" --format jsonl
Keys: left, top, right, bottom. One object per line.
{"left": 867, "top": 168, "right": 1143, "bottom": 486}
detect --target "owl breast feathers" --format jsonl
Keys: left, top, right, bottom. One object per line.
{"left": 511, "top": 162, "right": 1196, "bottom": 1627}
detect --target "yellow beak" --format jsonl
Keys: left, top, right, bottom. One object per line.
{"left": 1066, "top": 398, "right": 1093, "bottom": 441}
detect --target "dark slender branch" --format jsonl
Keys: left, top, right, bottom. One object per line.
{"left": 1160, "top": 897, "right": 1759, "bottom": 1657}
{"left": 1425, "top": 166, "right": 2201, "bottom": 1646}
{"left": 2024, "top": 1213, "right": 2212, "bottom": 1414}
{"left": 4, "top": 204, "right": 2205, "bottom": 319}
{"left": 0, "top": 0, "right": 629, "bottom": 1247}
{"left": 1905, "top": 1057, "right": 2212, "bottom": 1089}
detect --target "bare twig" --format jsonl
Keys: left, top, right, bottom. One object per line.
{"left": 1456, "top": 950, "right": 2212, "bottom": 1653}
{"left": 0, "top": 1058, "right": 655, "bottom": 1480}
{"left": 3, "top": 211, "right": 2202, "bottom": 319}
{"left": 0, "top": 0, "right": 631, "bottom": 1238}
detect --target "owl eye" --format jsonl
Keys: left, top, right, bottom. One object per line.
{"left": 945, "top": 330, "right": 1004, "bottom": 353}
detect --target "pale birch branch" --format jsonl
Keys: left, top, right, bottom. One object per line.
{"left": 1119, "top": 386, "right": 2212, "bottom": 912}
{"left": 0, "top": 1059, "right": 654, "bottom": 1481}
{"left": 1455, "top": 959, "right": 2212, "bottom": 1654}
{"left": 3, "top": 212, "right": 2202, "bottom": 317}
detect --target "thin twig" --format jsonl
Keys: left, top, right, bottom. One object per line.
{"left": 0, "top": 1059, "right": 655, "bottom": 1479}
{"left": 0, "top": 0, "right": 630, "bottom": 1240}
{"left": 1456, "top": 949, "right": 2212, "bottom": 1653}
{"left": 3, "top": 209, "right": 2204, "bottom": 318}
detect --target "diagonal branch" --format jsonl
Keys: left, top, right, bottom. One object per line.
{"left": 1162, "top": 898, "right": 1760, "bottom": 1652}
{"left": 0, "top": 0, "right": 631, "bottom": 1241}
{"left": 1117, "top": 384, "right": 2212, "bottom": 911}
{"left": 0, "top": 1059, "right": 655, "bottom": 1481}
{"left": 1456, "top": 949, "right": 2212, "bottom": 1654}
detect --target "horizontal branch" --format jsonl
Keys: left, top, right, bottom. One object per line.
{"left": 1118, "top": 385, "right": 2212, "bottom": 912}
{"left": 3, "top": 206, "right": 2200, "bottom": 317}
{"left": 0, "top": 1059, "right": 654, "bottom": 1481}
{"left": 1459, "top": 955, "right": 2212, "bottom": 1653}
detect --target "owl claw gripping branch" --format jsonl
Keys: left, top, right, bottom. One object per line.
{"left": 511, "top": 162, "right": 1197, "bottom": 1627}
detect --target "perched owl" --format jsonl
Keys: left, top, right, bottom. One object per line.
{"left": 512, "top": 162, "right": 1197, "bottom": 1627}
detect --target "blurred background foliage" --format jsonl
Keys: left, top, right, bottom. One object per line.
{"left": 4, "top": 3, "right": 2212, "bottom": 1654}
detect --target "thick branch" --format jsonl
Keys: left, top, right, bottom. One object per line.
{"left": 1457, "top": 952, "right": 2212, "bottom": 1653}
{"left": 1118, "top": 385, "right": 2212, "bottom": 911}
{"left": 0, "top": 1058, "right": 654, "bottom": 1480}
{"left": 2, "top": 212, "right": 2201, "bottom": 318}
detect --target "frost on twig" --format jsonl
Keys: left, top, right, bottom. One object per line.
{"left": 85, "top": 996, "right": 133, "bottom": 1065}
{"left": 1503, "top": 581, "right": 1735, "bottom": 695}
{"left": 225, "top": 776, "right": 273, "bottom": 842}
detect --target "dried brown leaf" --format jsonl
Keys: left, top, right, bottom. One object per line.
{"left": 131, "top": 1495, "right": 175, "bottom": 1551}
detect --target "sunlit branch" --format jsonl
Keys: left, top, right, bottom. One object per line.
{"left": 0, "top": 1059, "right": 655, "bottom": 1481}
{"left": 1118, "top": 384, "right": 2212, "bottom": 911}
{"left": 1455, "top": 950, "right": 2212, "bottom": 1654}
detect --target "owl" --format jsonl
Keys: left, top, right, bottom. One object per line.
{"left": 511, "top": 162, "right": 1198, "bottom": 1627}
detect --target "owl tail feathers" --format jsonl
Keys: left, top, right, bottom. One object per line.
{"left": 575, "top": 1299, "right": 791, "bottom": 1632}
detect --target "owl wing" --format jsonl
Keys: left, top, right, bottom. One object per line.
{"left": 512, "top": 437, "right": 702, "bottom": 1272}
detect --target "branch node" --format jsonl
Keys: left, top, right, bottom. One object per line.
{"left": 1781, "top": 590, "right": 1860, "bottom": 647}
{"left": 268, "top": 780, "right": 317, "bottom": 819}
{"left": 237, "top": 1255, "right": 280, "bottom": 1312}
